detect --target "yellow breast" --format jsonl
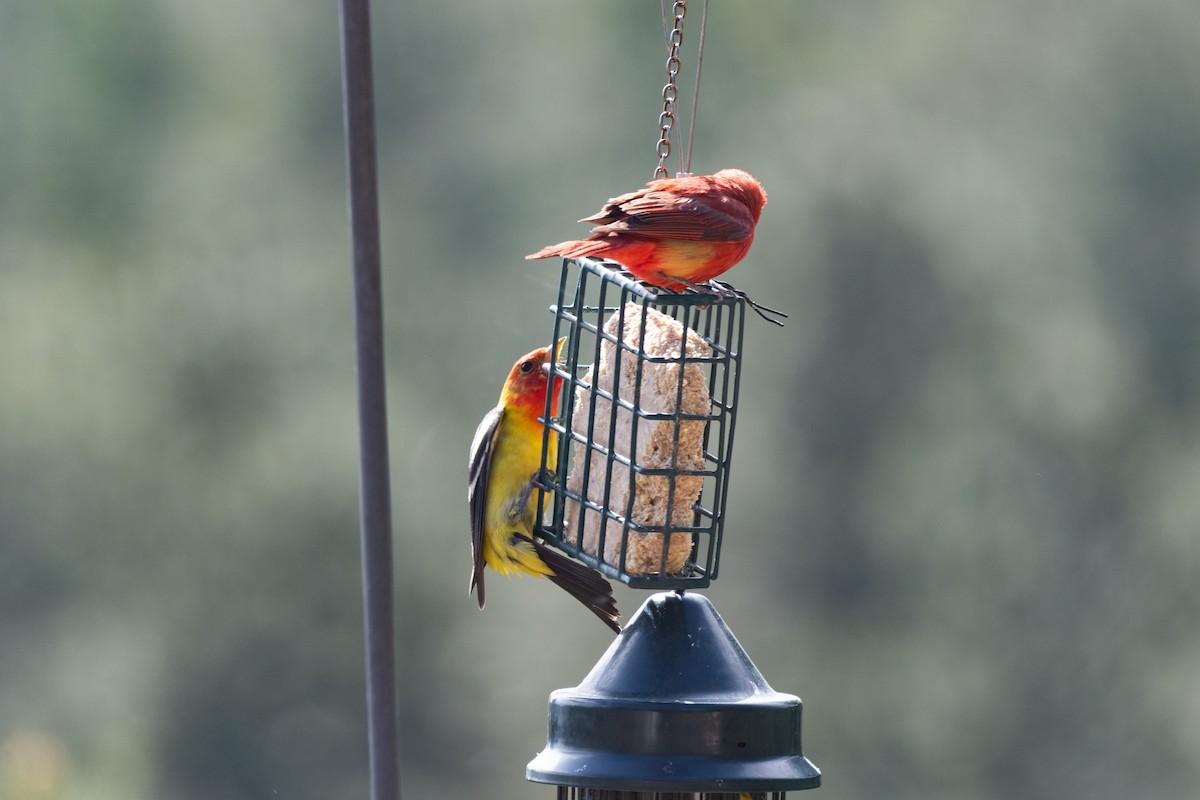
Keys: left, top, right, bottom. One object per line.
{"left": 482, "top": 409, "right": 558, "bottom": 578}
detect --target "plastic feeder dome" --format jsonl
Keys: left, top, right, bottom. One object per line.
{"left": 527, "top": 591, "right": 821, "bottom": 794}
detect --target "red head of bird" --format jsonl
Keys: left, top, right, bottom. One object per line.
{"left": 499, "top": 341, "right": 565, "bottom": 419}
{"left": 708, "top": 168, "right": 767, "bottom": 222}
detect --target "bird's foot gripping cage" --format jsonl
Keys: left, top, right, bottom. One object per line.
{"left": 535, "top": 258, "right": 745, "bottom": 589}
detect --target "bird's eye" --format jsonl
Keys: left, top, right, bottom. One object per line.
{"left": 519, "top": 360, "right": 535, "bottom": 374}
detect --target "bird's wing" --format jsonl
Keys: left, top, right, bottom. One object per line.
{"left": 467, "top": 405, "right": 503, "bottom": 608}
{"left": 579, "top": 187, "right": 648, "bottom": 224}
{"left": 585, "top": 191, "right": 755, "bottom": 242}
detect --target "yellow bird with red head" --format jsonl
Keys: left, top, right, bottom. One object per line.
{"left": 467, "top": 342, "right": 621, "bottom": 633}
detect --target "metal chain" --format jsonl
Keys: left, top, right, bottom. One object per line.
{"left": 655, "top": 0, "right": 687, "bottom": 179}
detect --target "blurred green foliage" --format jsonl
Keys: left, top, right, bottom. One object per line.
{"left": 2, "top": 1, "right": 1200, "bottom": 799}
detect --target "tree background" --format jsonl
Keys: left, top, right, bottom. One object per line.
{"left": 2, "top": 2, "right": 1199, "bottom": 799}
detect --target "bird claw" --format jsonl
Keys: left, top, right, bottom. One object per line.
{"left": 610, "top": 265, "right": 789, "bottom": 327}
{"left": 507, "top": 468, "right": 557, "bottom": 524}
{"left": 663, "top": 278, "right": 788, "bottom": 327}
{"left": 533, "top": 467, "right": 558, "bottom": 491}
{"left": 705, "top": 279, "right": 789, "bottom": 326}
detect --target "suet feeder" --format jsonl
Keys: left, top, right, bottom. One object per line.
{"left": 527, "top": 591, "right": 821, "bottom": 798}
{"left": 536, "top": 257, "right": 744, "bottom": 589}
{"left": 528, "top": 259, "right": 820, "bottom": 797}
{"left": 520, "top": 6, "right": 821, "bottom": 796}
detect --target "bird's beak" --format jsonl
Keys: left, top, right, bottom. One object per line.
{"left": 543, "top": 337, "right": 568, "bottom": 374}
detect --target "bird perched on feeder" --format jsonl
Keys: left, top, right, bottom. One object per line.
{"left": 468, "top": 341, "right": 622, "bottom": 634}
{"left": 526, "top": 168, "right": 767, "bottom": 293}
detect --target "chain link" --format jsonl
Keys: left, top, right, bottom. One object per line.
{"left": 655, "top": 1, "right": 687, "bottom": 179}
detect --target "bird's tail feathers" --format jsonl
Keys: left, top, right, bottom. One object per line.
{"left": 525, "top": 239, "right": 609, "bottom": 262}
{"left": 532, "top": 539, "right": 622, "bottom": 634}
{"left": 470, "top": 567, "right": 485, "bottom": 610}
{"left": 525, "top": 241, "right": 573, "bottom": 260}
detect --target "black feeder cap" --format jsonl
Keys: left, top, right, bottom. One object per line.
{"left": 526, "top": 591, "right": 821, "bottom": 793}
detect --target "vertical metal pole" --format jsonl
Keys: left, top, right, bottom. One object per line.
{"left": 338, "top": 1, "right": 401, "bottom": 799}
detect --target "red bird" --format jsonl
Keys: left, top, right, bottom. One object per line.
{"left": 526, "top": 168, "right": 767, "bottom": 293}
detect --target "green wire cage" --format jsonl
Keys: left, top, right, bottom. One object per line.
{"left": 535, "top": 257, "right": 746, "bottom": 589}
